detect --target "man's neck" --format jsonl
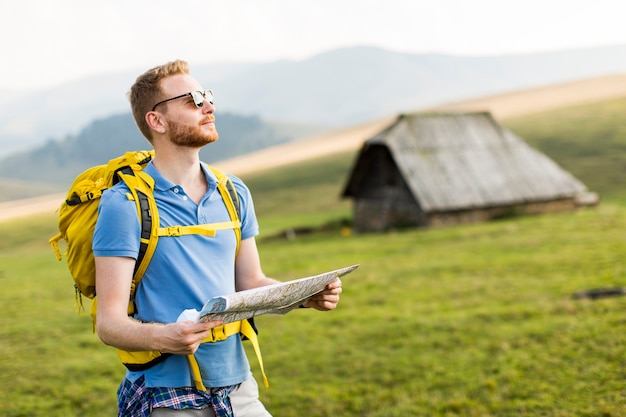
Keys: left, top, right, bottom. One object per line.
{"left": 152, "top": 146, "right": 208, "bottom": 203}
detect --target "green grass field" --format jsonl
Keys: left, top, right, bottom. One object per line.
{"left": 504, "top": 96, "right": 626, "bottom": 201}
{"left": 1, "top": 98, "right": 626, "bottom": 416}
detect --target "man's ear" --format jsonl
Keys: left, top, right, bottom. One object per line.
{"left": 146, "top": 111, "right": 166, "bottom": 134}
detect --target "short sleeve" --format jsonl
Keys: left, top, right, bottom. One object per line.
{"left": 92, "top": 185, "right": 142, "bottom": 259}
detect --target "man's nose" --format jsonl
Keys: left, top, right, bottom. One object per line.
{"left": 202, "top": 99, "right": 215, "bottom": 114}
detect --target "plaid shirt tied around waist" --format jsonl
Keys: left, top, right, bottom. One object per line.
{"left": 118, "top": 376, "right": 239, "bottom": 417}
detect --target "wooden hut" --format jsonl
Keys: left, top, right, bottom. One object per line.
{"left": 341, "top": 111, "right": 597, "bottom": 232}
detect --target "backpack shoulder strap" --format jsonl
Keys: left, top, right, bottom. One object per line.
{"left": 207, "top": 165, "right": 242, "bottom": 256}
{"left": 116, "top": 168, "right": 159, "bottom": 299}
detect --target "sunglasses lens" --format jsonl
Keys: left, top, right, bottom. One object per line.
{"left": 190, "top": 90, "right": 214, "bottom": 108}
{"left": 190, "top": 91, "right": 203, "bottom": 108}
{"left": 204, "top": 90, "right": 214, "bottom": 105}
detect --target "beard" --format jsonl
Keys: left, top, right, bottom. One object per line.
{"left": 168, "top": 118, "right": 219, "bottom": 148}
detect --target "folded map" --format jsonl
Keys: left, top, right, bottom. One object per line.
{"left": 196, "top": 264, "right": 359, "bottom": 324}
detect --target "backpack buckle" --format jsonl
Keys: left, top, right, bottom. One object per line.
{"left": 210, "top": 325, "right": 226, "bottom": 341}
{"left": 164, "top": 226, "right": 183, "bottom": 236}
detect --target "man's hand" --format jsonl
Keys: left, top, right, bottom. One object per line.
{"left": 155, "top": 320, "right": 223, "bottom": 355}
{"left": 302, "top": 278, "right": 343, "bottom": 311}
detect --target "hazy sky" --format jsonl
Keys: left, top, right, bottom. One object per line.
{"left": 1, "top": 0, "right": 624, "bottom": 91}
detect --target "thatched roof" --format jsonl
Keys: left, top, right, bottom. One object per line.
{"left": 343, "top": 111, "right": 589, "bottom": 212}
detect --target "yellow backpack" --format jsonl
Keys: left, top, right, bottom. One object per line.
{"left": 49, "top": 150, "right": 268, "bottom": 390}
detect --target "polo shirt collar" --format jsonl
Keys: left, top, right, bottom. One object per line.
{"left": 143, "top": 161, "right": 218, "bottom": 195}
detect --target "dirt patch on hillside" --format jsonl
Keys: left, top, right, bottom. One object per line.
{"left": 0, "top": 193, "right": 65, "bottom": 223}
{"left": 217, "top": 116, "right": 396, "bottom": 176}
{"left": 3, "top": 72, "right": 626, "bottom": 222}
{"left": 433, "top": 73, "right": 626, "bottom": 119}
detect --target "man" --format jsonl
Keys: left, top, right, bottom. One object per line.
{"left": 93, "top": 60, "right": 342, "bottom": 417}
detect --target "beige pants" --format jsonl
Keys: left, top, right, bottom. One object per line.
{"left": 150, "top": 376, "right": 272, "bottom": 417}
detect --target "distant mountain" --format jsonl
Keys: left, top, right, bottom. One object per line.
{"left": 3, "top": 44, "right": 626, "bottom": 158}
{"left": 0, "top": 111, "right": 320, "bottom": 188}
{"left": 211, "top": 45, "right": 626, "bottom": 125}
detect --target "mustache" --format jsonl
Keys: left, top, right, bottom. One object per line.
{"left": 200, "top": 116, "right": 215, "bottom": 125}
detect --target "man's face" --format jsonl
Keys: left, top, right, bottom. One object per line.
{"left": 158, "top": 74, "right": 219, "bottom": 147}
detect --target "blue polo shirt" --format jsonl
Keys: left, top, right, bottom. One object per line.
{"left": 93, "top": 161, "right": 259, "bottom": 388}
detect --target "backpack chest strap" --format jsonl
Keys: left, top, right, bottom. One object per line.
{"left": 157, "top": 221, "right": 241, "bottom": 237}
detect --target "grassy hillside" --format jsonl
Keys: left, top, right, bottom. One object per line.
{"left": 240, "top": 151, "right": 355, "bottom": 236}
{"left": 1, "top": 153, "right": 625, "bottom": 416}
{"left": 503, "top": 96, "right": 626, "bottom": 201}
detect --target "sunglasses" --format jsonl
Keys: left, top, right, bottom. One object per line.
{"left": 151, "top": 89, "right": 214, "bottom": 111}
